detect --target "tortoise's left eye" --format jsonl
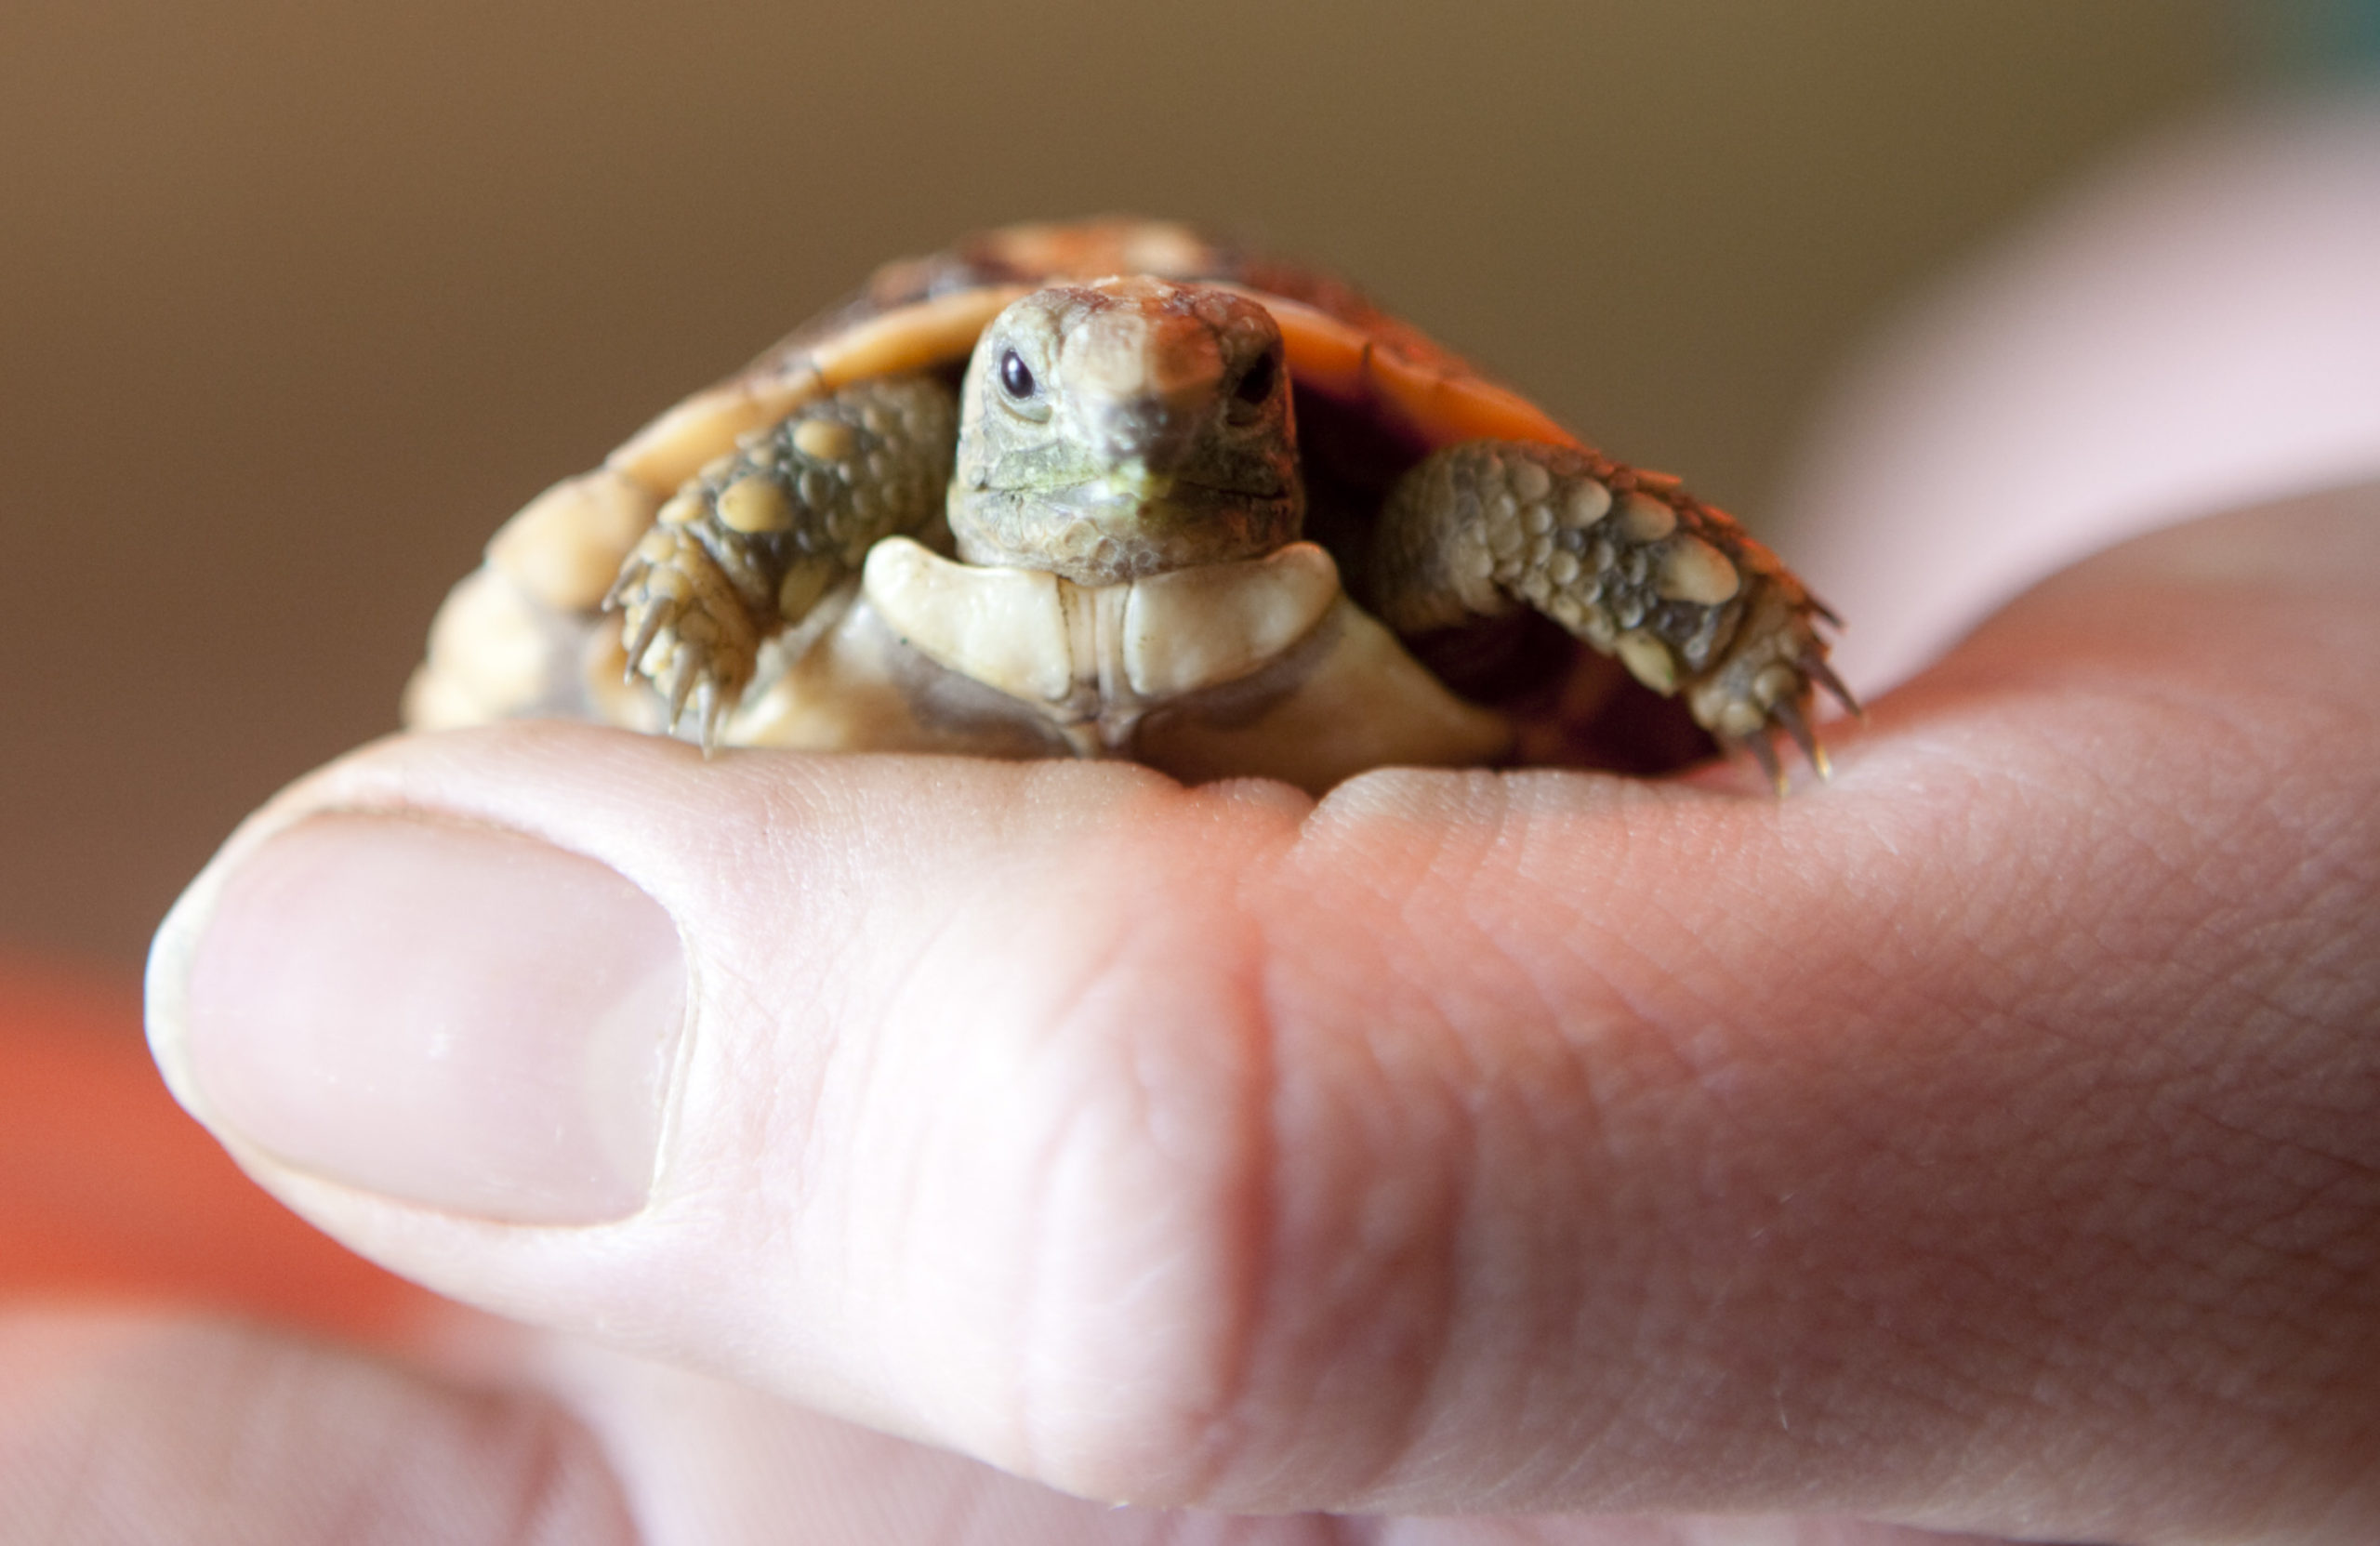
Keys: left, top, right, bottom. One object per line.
{"left": 999, "top": 349, "right": 1037, "bottom": 399}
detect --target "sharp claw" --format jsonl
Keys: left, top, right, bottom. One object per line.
{"left": 695, "top": 679, "right": 721, "bottom": 756}
{"left": 1805, "top": 653, "right": 1861, "bottom": 717}
{"left": 1773, "top": 696, "right": 1830, "bottom": 780}
{"left": 623, "top": 602, "right": 668, "bottom": 681}
{"left": 666, "top": 654, "right": 700, "bottom": 732}
{"left": 602, "top": 565, "right": 637, "bottom": 613}
{"left": 1744, "top": 731, "right": 1786, "bottom": 797}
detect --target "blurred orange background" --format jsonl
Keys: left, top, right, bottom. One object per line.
{"left": 3, "top": 2, "right": 2246, "bottom": 978}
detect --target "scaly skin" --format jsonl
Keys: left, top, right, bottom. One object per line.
{"left": 946, "top": 277, "right": 1302, "bottom": 584}
{"left": 607, "top": 376, "right": 957, "bottom": 741}
{"left": 1368, "top": 442, "right": 1854, "bottom": 786}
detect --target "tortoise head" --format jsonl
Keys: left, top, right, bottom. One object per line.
{"left": 948, "top": 277, "right": 1303, "bottom": 585}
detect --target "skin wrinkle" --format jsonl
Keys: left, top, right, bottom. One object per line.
{"left": 1018, "top": 1054, "right": 1111, "bottom": 1486}
{"left": 2265, "top": 884, "right": 2380, "bottom": 1030}
{"left": 1281, "top": 922, "right": 1464, "bottom": 1502}
{"left": 942, "top": 867, "right": 1119, "bottom": 1473}
{"left": 2036, "top": 1037, "right": 2303, "bottom": 1411}
{"left": 1225, "top": 895, "right": 1368, "bottom": 1500}
{"left": 976, "top": 792, "right": 1277, "bottom": 1499}
{"left": 1276, "top": 789, "right": 1923, "bottom": 1513}
{"left": 1231, "top": 816, "right": 1434, "bottom": 1498}
{"left": 1426, "top": 850, "right": 1710, "bottom": 1496}
{"left": 1191, "top": 794, "right": 1321, "bottom": 1483}
{"left": 2073, "top": 972, "right": 2369, "bottom": 1518}
{"left": 679, "top": 775, "right": 844, "bottom": 1195}
{"left": 495, "top": 1405, "right": 595, "bottom": 1546}
{"left": 864, "top": 829, "right": 1026, "bottom": 1377}
{"left": 1652, "top": 812, "right": 2066, "bottom": 1495}
{"left": 1155, "top": 872, "right": 1280, "bottom": 1504}
{"left": 858, "top": 771, "right": 1215, "bottom": 1451}
{"left": 1487, "top": 982, "right": 1679, "bottom": 1500}
{"left": 1368, "top": 1133, "right": 1477, "bottom": 1503}
{"left": 1012, "top": 903, "right": 1165, "bottom": 1484}
{"left": 692, "top": 806, "right": 854, "bottom": 1379}
{"left": 707, "top": 960, "right": 814, "bottom": 1295}
{"left": 832, "top": 946, "right": 930, "bottom": 1409}
{"left": 1381, "top": 788, "right": 1609, "bottom": 1502}
{"left": 1361, "top": 975, "right": 1482, "bottom": 1503}
{"left": 1523, "top": 965, "right": 1758, "bottom": 1494}
{"left": 1205, "top": 799, "right": 1316, "bottom": 1504}
{"left": 742, "top": 772, "right": 964, "bottom": 1399}
{"left": 1369, "top": 819, "right": 1620, "bottom": 1503}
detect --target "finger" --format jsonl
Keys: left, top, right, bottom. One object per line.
{"left": 0, "top": 1310, "right": 631, "bottom": 1545}
{"left": 0, "top": 1308, "right": 1998, "bottom": 1546}
{"left": 537, "top": 1333, "right": 2009, "bottom": 1546}
{"left": 146, "top": 486, "right": 2380, "bottom": 1538}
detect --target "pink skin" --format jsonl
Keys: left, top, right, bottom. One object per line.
{"left": 15, "top": 102, "right": 2378, "bottom": 1545}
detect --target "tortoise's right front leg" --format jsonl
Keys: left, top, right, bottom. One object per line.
{"left": 609, "top": 375, "right": 957, "bottom": 744}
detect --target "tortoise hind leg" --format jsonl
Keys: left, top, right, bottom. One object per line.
{"left": 1363, "top": 441, "right": 1854, "bottom": 788}
{"left": 608, "top": 375, "right": 959, "bottom": 746}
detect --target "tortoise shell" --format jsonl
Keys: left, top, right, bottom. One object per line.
{"left": 409, "top": 217, "right": 1804, "bottom": 777}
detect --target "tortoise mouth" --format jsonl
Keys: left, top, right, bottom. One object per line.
{"left": 948, "top": 480, "right": 1304, "bottom": 584}
{"left": 1057, "top": 470, "right": 1290, "bottom": 509}
{"left": 1040, "top": 477, "right": 1299, "bottom": 541}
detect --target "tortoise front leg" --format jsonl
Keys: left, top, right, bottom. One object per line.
{"left": 1365, "top": 442, "right": 1855, "bottom": 786}
{"left": 608, "top": 375, "right": 958, "bottom": 745}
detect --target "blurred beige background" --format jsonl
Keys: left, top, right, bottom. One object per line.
{"left": 2, "top": 2, "right": 2241, "bottom": 972}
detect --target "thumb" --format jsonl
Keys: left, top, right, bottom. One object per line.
{"left": 147, "top": 735, "right": 1300, "bottom": 1500}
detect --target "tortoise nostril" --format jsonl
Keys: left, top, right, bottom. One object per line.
{"left": 1097, "top": 396, "right": 1199, "bottom": 467}
{"left": 1233, "top": 351, "right": 1277, "bottom": 407}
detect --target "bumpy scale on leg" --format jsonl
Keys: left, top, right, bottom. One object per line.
{"left": 1367, "top": 442, "right": 1857, "bottom": 789}
{"left": 607, "top": 376, "right": 959, "bottom": 746}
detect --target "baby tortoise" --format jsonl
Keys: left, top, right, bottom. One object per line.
{"left": 409, "top": 218, "right": 1853, "bottom": 793}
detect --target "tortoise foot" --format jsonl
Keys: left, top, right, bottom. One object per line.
{"left": 1368, "top": 440, "right": 1853, "bottom": 788}
{"left": 607, "top": 524, "right": 762, "bottom": 747}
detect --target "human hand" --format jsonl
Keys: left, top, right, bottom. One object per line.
{"left": 81, "top": 471, "right": 2379, "bottom": 1543}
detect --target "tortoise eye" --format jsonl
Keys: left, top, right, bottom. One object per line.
{"left": 1233, "top": 350, "right": 1278, "bottom": 406}
{"left": 998, "top": 349, "right": 1036, "bottom": 399}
